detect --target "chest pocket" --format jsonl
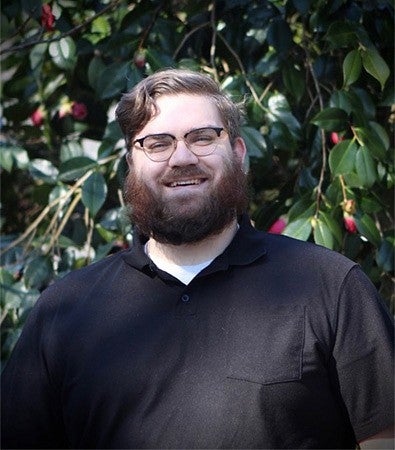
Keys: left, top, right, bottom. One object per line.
{"left": 226, "top": 305, "right": 305, "bottom": 385}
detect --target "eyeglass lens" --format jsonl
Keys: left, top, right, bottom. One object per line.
{"left": 138, "top": 127, "right": 223, "bottom": 161}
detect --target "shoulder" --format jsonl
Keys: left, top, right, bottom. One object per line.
{"left": 38, "top": 249, "right": 130, "bottom": 306}
{"left": 261, "top": 231, "right": 357, "bottom": 274}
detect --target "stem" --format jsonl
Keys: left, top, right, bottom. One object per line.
{"left": 84, "top": 209, "right": 94, "bottom": 265}
{"left": 304, "top": 46, "right": 326, "bottom": 218}
{"left": 209, "top": 2, "right": 219, "bottom": 82}
{"left": 47, "top": 191, "right": 82, "bottom": 252}
{"left": 217, "top": 32, "right": 268, "bottom": 113}
{"left": 339, "top": 175, "right": 348, "bottom": 202}
{"left": 137, "top": 0, "right": 166, "bottom": 51}
{"left": 173, "top": 22, "right": 210, "bottom": 59}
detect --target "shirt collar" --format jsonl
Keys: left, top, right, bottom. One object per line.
{"left": 121, "top": 213, "right": 267, "bottom": 277}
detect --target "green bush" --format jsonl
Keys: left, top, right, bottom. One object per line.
{"left": 1, "top": 0, "right": 393, "bottom": 363}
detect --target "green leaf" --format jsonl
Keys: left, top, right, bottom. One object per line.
{"left": 49, "top": 37, "right": 77, "bottom": 71}
{"left": 355, "top": 214, "right": 381, "bottom": 246}
{"left": 60, "top": 141, "right": 84, "bottom": 162}
{"left": 329, "top": 139, "right": 357, "bottom": 175}
{"left": 58, "top": 157, "right": 97, "bottom": 182}
{"left": 95, "top": 224, "right": 117, "bottom": 243}
{"left": 313, "top": 219, "right": 334, "bottom": 249}
{"left": 269, "top": 121, "right": 297, "bottom": 152}
{"left": 90, "top": 16, "right": 111, "bottom": 44}
{"left": 82, "top": 172, "right": 108, "bottom": 217}
{"left": 267, "top": 94, "right": 301, "bottom": 138}
{"left": 96, "top": 61, "right": 129, "bottom": 100}
{"left": 369, "top": 122, "right": 389, "bottom": 150}
{"left": 287, "top": 198, "right": 315, "bottom": 223}
{"left": 24, "top": 256, "right": 53, "bottom": 290}
{"left": 145, "top": 48, "right": 174, "bottom": 71}
{"left": 92, "top": 243, "right": 115, "bottom": 263}
{"left": 361, "top": 48, "right": 390, "bottom": 90}
{"left": 267, "top": 18, "right": 292, "bottom": 55}
{"left": 241, "top": 126, "right": 267, "bottom": 158}
{"left": 376, "top": 239, "right": 394, "bottom": 272}
{"left": 353, "top": 127, "right": 386, "bottom": 161}
{"left": 325, "top": 21, "right": 359, "bottom": 48}
{"left": 29, "top": 43, "right": 48, "bottom": 72}
{"left": 311, "top": 107, "right": 348, "bottom": 131}
{"left": 0, "top": 268, "right": 15, "bottom": 286}
{"left": 0, "top": 147, "right": 13, "bottom": 171}
{"left": 88, "top": 56, "right": 106, "bottom": 92}
{"left": 292, "top": 0, "right": 311, "bottom": 15}
{"left": 320, "top": 212, "right": 343, "bottom": 247}
{"left": 282, "top": 64, "right": 305, "bottom": 102}
{"left": 329, "top": 90, "right": 362, "bottom": 115}
{"left": 283, "top": 217, "right": 312, "bottom": 241}
{"left": 355, "top": 146, "right": 377, "bottom": 187}
{"left": 29, "top": 158, "right": 59, "bottom": 184}
{"left": 343, "top": 50, "right": 362, "bottom": 87}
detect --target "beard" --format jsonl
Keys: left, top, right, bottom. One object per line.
{"left": 123, "top": 155, "right": 249, "bottom": 245}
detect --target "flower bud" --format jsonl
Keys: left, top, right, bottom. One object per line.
{"left": 41, "top": 4, "right": 55, "bottom": 32}
{"left": 268, "top": 217, "right": 287, "bottom": 234}
{"left": 133, "top": 50, "right": 146, "bottom": 68}
{"left": 343, "top": 215, "right": 357, "bottom": 234}
{"left": 31, "top": 107, "right": 45, "bottom": 127}
{"left": 72, "top": 102, "right": 88, "bottom": 120}
{"left": 330, "top": 132, "right": 344, "bottom": 145}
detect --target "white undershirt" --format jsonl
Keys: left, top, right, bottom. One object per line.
{"left": 144, "top": 243, "right": 214, "bottom": 285}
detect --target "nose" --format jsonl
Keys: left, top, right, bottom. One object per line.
{"left": 168, "top": 139, "right": 199, "bottom": 167}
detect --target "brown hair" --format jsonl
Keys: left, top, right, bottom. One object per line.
{"left": 115, "top": 68, "right": 244, "bottom": 150}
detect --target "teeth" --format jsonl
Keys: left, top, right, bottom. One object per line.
{"left": 169, "top": 179, "right": 201, "bottom": 187}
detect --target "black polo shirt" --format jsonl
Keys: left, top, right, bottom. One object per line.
{"left": 2, "top": 215, "right": 393, "bottom": 449}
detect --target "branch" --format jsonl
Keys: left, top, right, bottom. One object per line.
{"left": 304, "top": 47, "right": 327, "bottom": 218}
{"left": 217, "top": 32, "right": 268, "bottom": 113}
{"left": 209, "top": 2, "right": 219, "bottom": 82}
{"left": 173, "top": 22, "right": 210, "bottom": 60}
{"left": 0, "top": 0, "right": 122, "bottom": 56}
{"left": 47, "top": 191, "right": 82, "bottom": 252}
{"left": 137, "top": 0, "right": 166, "bottom": 51}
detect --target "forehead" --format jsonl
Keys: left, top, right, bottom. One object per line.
{"left": 139, "top": 94, "right": 223, "bottom": 136}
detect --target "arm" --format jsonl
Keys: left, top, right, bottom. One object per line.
{"left": 331, "top": 267, "right": 394, "bottom": 446}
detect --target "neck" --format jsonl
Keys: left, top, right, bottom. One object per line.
{"left": 147, "top": 218, "right": 239, "bottom": 266}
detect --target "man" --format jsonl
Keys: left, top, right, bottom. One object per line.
{"left": 1, "top": 69, "right": 393, "bottom": 449}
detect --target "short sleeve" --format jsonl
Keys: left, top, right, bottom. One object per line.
{"left": 331, "top": 265, "right": 394, "bottom": 442}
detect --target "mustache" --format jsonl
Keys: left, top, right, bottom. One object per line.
{"left": 159, "top": 166, "right": 210, "bottom": 184}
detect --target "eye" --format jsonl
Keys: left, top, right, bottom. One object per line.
{"left": 188, "top": 129, "right": 216, "bottom": 145}
{"left": 145, "top": 136, "right": 173, "bottom": 152}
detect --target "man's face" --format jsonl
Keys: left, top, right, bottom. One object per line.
{"left": 124, "top": 94, "right": 248, "bottom": 244}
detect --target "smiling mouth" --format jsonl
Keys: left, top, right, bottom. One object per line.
{"left": 167, "top": 178, "right": 206, "bottom": 188}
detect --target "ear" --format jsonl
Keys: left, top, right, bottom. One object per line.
{"left": 233, "top": 137, "right": 247, "bottom": 166}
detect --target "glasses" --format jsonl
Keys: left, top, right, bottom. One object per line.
{"left": 132, "top": 127, "right": 225, "bottom": 162}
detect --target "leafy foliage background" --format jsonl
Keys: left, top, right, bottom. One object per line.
{"left": 1, "top": 0, "right": 394, "bottom": 363}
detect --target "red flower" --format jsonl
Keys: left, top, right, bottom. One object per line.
{"left": 41, "top": 4, "right": 55, "bottom": 32}
{"left": 31, "top": 108, "right": 44, "bottom": 127}
{"left": 72, "top": 102, "right": 88, "bottom": 120}
{"left": 268, "top": 217, "right": 287, "bottom": 234}
{"left": 344, "top": 216, "right": 357, "bottom": 234}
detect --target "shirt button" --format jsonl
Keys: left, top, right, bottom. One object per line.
{"left": 181, "top": 294, "right": 190, "bottom": 302}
